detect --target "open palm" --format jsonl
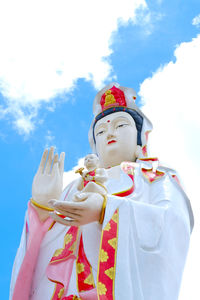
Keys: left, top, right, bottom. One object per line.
{"left": 32, "top": 147, "right": 65, "bottom": 207}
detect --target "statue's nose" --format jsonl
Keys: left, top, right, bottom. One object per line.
{"left": 106, "top": 125, "right": 115, "bottom": 138}
{"left": 107, "top": 133, "right": 115, "bottom": 140}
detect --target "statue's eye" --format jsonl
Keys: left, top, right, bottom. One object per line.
{"left": 116, "top": 123, "right": 129, "bottom": 129}
{"left": 96, "top": 130, "right": 105, "bottom": 136}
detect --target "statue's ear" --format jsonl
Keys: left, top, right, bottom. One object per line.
{"left": 135, "top": 145, "right": 142, "bottom": 159}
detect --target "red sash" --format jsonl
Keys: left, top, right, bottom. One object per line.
{"left": 83, "top": 170, "right": 96, "bottom": 187}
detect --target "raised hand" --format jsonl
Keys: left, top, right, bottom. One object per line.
{"left": 32, "top": 147, "right": 65, "bottom": 209}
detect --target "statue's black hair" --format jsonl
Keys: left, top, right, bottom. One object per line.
{"left": 92, "top": 107, "right": 143, "bottom": 146}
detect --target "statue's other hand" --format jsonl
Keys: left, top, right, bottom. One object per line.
{"left": 32, "top": 147, "right": 65, "bottom": 208}
{"left": 48, "top": 192, "right": 104, "bottom": 226}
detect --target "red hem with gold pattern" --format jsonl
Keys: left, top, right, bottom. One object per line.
{"left": 97, "top": 209, "right": 119, "bottom": 300}
{"left": 76, "top": 234, "right": 95, "bottom": 293}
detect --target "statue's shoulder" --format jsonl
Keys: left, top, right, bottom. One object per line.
{"left": 125, "top": 159, "right": 194, "bottom": 231}
{"left": 137, "top": 157, "right": 181, "bottom": 185}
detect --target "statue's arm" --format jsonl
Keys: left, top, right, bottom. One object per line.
{"left": 99, "top": 174, "right": 193, "bottom": 299}
{"left": 10, "top": 179, "right": 75, "bottom": 300}
{"left": 94, "top": 168, "right": 108, "bottom": 183}
{"left": 104, "top": 171, "right": 193, "bottom": 251}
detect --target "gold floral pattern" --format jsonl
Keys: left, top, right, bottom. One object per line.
{"left": 112, "top": 213, "right": 118, "bottom": 223}
{"left": 104, "top": 222, "right": 111, "bottom": 231}
{"left": 84, "top": 273, "right": 94, "bottom": 285}
{"left": 77, "top": 262, "right": 85, "bottom": 274}
{"left": 69, "top": 242, "right": 76, "bottom": 253}
{"left": 53, "top": 248, "right": 63, "bottom": 257}
{"left": 105, "top": 267, "right": 114, "bottom": 280}
{"left": 100, "top": 249, "right": 109, "bottom": 262}
{"left": 58, "top": 287, "right": 64, "bottom": 298}
{"left": 108, "top": 237, "right": 117, "bottom": 249}
{"left": 64, "top": 233, "right": 72, "bottom": 245}
{"left": 98, "top": 282, "right": 107, "bottom": 295}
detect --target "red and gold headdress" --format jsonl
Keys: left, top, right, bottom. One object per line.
{"left": 100, "top": 85, "right": 128, "bottom": 110}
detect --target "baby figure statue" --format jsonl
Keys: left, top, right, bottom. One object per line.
{"left": 75, "top": 153, "right": 108, "bottom": 196}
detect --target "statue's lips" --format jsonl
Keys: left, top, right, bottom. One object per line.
{"left": 107, "top": 140, "right": 117, "bottom": 145}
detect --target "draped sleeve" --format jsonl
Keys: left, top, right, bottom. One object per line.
{"left": 99, "top": 166, "right": 193, "bottom": 300}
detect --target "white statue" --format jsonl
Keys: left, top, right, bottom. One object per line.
{"left": 10, "top": 83, "right": 193, "bottom": 300}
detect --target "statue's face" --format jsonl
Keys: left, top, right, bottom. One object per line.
{"left": 84, "top": 154, "right": 99, "bottom": 170}
{"left": 94, "top": 111, "right": 138, "bottom": 168}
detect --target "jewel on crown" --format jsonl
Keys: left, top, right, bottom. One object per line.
{"left": 100, "top": 86, "right": 127, "bottom": 111}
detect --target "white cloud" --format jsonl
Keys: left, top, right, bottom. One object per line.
{"left": 139, "top": 34, "right": 200, "bottom": 300}
{"left": 192, "top": 14, "right": 200, "bottom": 28}
{"left": 133, "top": 8, "right": 164, "bottom": 36}
{"left": 0, "top": 0, "right": 147, "bottom": 134}
{"left": 63, "top": 157, "right": 84, "bottom": 188}
{"left": 14, "top": 116, "right": 35, "bottom": 135}
{"left": 45, "top": 130, "right": 55, "bottom": 148}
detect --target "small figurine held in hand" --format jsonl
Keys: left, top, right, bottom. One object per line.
{"left": 75, "top": 153, "right": 108, "bottom": 196}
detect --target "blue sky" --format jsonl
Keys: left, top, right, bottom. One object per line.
{"left": 1, "top": 0, "right": 200, "bottom": 299}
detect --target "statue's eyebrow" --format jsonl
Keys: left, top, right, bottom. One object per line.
{"left": 113, "top": 116, "right": 130, "bottom": 124}
{"left": 95, "top": 122, "right": 107, "bottom": 133}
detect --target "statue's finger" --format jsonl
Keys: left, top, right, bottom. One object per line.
{"left": 59, "top": 152, "right": 65, "bottom": 175}
{"left": 45, "top": 146, "right": 55, "bottom": 174}
{"left": 53, "top": 153, "right": 59, "bottom": 164}
{"left": 49, "top": 200, "right": 84, "bottom": 212}
{"left": 49, "top": 212, "right": 78, "bottom": 227}
{"left": 74, "top": 192, "right": 89, "bottom": 201}
{"left": 51, "top": 153, "right": 59, "bottom": 175}
{"left": 73, "top": 194, "right": 86, "bottom": 202}
{"left": 38, "top": 149, "right": 48, "bottom": 173}
{"left": 54, "top": 208, "right": 81, "bottom": 218}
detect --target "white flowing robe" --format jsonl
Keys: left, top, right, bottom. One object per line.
{"left": 10, "top": 161, "right": 193, "bottom": 300}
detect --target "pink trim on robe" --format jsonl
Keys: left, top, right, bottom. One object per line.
{"left": 46, "top": 181, "right": 98, "bottom": 299}
{"left": 79, "top": 288, "right": 98, "bottom": 300}
{"left": 62, "top": 289, "right": 98, "bottom": 300}
{"left": 46, "top": 256, "right": 76, "bottom": 296}
{"left": 12, "top": 203, "right": 52, "bottom": 300}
